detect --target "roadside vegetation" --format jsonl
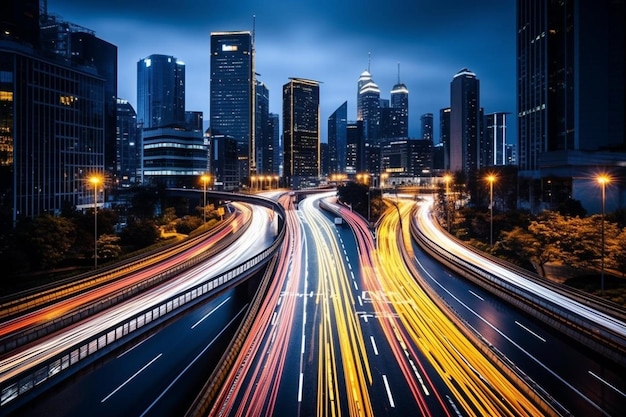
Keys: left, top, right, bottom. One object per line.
{"left": 0, "top": 186, "right": 223, "bottom": 296}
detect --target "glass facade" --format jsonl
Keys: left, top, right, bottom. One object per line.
{"left": 210, "top": 31, "right": 253, "bottom": 178}
{"left": 1, "top": 44, "right": 105, "bottom": 221}
{"left": 328, "top": 101, "right": 347, "bottom": 174}
{"left": 283, "top": 78, "right": 320, "bottom": 187}
{"left": 450, "top": 68, "right": 480, "bottom": 174}
{"left": 136, "top": 54, "right": 185, "bottom": 129}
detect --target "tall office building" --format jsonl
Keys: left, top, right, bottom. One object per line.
{"left": 357, "top": 70, "right": 381, "bottom": 145}
{"left": 137, "top": 55, "right": 185, "bottom": 130}
{"left": 450, "top": 68, "right": 480, "bottom": 175}
{"left": 389, "top": 67, "right": 409, "bottom": 137}
{"left": 268, "top": 113, "right": 280, "bottom": 176}
{"left": 517, "top": 0, "right": 625, "bottom": 213}
{"left": 439, "top": 107, "right": 451, "bottom": 170}
{"left": 482, "top": 112, "right": 508, "bottom": 167}
{"left": 1, "top": 41, "right": 106, "bottom": 222}
{"left": 283, "top": 78, "right": 320, "bottom": 188}
{"left": 346, "top": 121, "right": 364, "bottom": 174}
{"left": 255, "top": 80, "right": 270, "bottom": 174}
{"left": 328, "top": 101, "right": 347, "bottom": 174}
{"left": 40, "top": 13, "right": 118, "bottom": 177}
{"left": 420, "top": 113, "right": 434, "bottom": 141}
{"left": 116, "top": 99, "right": 140, "bottom": 187}
{"left": 210, "top": 31, "right": 254, "bottom": 180}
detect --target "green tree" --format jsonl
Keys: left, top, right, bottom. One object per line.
{"left": 120, "top": 218, "right": 159, "bottom": 250}
{"left": 97, "top": 234, "right": 122, "bottom": 260}
{"left": 15, "top": 215, "right": 76, "bottom": 270}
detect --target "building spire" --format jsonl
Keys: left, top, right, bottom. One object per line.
{"left": 397, "top": 62, "right": 401, "bottom": 83}
{"left": 368, "top": 52, "right": 371, "bottom": 72}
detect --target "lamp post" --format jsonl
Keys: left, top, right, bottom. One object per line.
{"left": 444, "top": 174, "right": 452, "bottom": 232}
{"left": 89, "top": 176, "right": 101, "bottom": 270}
{"left": 486, "top": 174, "right": 496, "bottom": 246}
{"left": 201, "top": 174, "right": 210, "bottom": 223}
{"left": 597, "top": 174, "right": 611, "bottom": 292}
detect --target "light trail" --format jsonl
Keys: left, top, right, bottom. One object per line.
{"left": 0, "top": 203, "right": 272, "bottom": 387}
{"left": 373, "top": 198, "right": 554, "bottom": 416}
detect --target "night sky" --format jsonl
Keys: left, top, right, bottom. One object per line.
{"left": 49, "top": 0, "right": 516, "bottom": 143}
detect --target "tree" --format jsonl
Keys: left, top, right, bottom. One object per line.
{"left": 120, "top": 218, "right": 159, "bottom": 250}
{"left": 15, "top": 215, "right": 76, "bottom": 270}
{"left": 97, "top": 234, "right": 122, "bottom": 261}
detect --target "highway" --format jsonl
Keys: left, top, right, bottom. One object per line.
{"left": 408, "top": 195, "right": 626, "bottom": 416}
{"left": 1, "top": 202, "right": 277, "bottom": 415}
{"left": 206, "top": 192, "right": 552, "bottom": 416}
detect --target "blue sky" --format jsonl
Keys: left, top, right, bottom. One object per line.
{"left": 49, "top": 0, "right": 516, "bottom": 143}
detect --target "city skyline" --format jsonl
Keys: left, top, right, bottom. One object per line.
{"left": 49, "top": 0, "right": 516, "bottom": 143}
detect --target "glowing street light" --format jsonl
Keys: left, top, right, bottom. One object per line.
{"left": 597, "top": 174, "right": 611, "bottom": 292}
{"left": 201, "top": 174, "right": 210, "bottom": 223}
{"left": 89, "top": 175, "right": 102, "bottom": 270}
{"left": 486, "top": 174, "right": 496, "bottom": 246}
{"left": 444, "top": 174, "right": 452, "bottom": 232}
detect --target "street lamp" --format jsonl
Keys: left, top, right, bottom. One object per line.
{"left": 201, "top": 174, "right": 210, "bottom": 223}
{"left": 597, "top": 174, "right": 611, "bottom": 292}
{"left": 486, "top": 174, "right": 496, "bottom": 246}
{"left": 444, "top": 174, "right": 452, "bottom": 232}
{"left": 89, "top": 175, "right": 101, "bottom": 270}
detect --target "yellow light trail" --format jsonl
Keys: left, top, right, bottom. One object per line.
{"left": 375, "top": 198, "right": 554, "bottom": 417}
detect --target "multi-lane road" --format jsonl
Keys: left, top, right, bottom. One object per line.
{"left": 1, "top": 202, "right": 277, "bottom": 416}
{"left": 2, "top": 191, "right": 625, "bottom": 416}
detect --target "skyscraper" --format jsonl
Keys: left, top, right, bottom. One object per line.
{"left": 210, "top": 31, "right": 254, "bottom": 179}
{"left": 1, "top": 4, "right": 111, "bottom": 222}
{"left": 389, "top": 66, "right": 409, "bottom": 137}
{"left": 357, "top": 70, "right": 381, "bottom": 145}
{"left": 328, "top": 101, "right": 347, "bottom": 174}
{"left": 517, "top": 0, "right": 625, "bottom": 213}
{"left": 439, "top": 108, "right": 451, "bottom": 171}
{"left": 283, "top": 78, "right": 320, "bottom": 188}
{"left": 255, "top": 80, "right": 270, "bottom": 174}
{"left": 116, "top": 99, "right": 140, "bottom": 187}
{"left": 482, "top": 112, "right": 508, "bottom": 167}
{"left": 136, "top": 54, "right": 185, "bottom": 129}
{"left": 420, "top": 113, "right": 434, "bottom": 142}
{"left": 450, "top": 68, "right": 480, "bottom": 175}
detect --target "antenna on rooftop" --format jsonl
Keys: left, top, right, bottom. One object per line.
{"left": 397, "top": 62, "right": 401, "bottom": 83}
{"left": 368, "top": 52, "right": 371, "bottom": 72}
{"left": 252, "top": 15, "right": 256, "bottom": 45}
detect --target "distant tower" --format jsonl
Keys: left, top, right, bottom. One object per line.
{"left": 357, "top": 56, "right": 381, "bottom": 145}
{"left": 210, "top": 31, "right": 254, "bottom": 180}
{"left": 283, "top": 78, "right": 320, "bottom": 188}
{"left": 482, "top": 112, "right": 508, "bottom": 167}
{"left": 328, "top": 101, "right": 348, "bottom": 174}
{"left": 389, "top": 63, "right": 409, "bottom": 137}
{"left": 420, "top": 113, "right": 434, "bottom": 141}
{"left": 137, "top": 54, "right": 185, "bottom": 129}
{"left": 116, "top": 99, "right": 141, "bottom": 187}
{"left": 450, "top": 68, "right": 480, "bottom": 174}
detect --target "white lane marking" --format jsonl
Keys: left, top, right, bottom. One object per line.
{"left": 370, "top": 336, "right": 379, "bottom": 355}
{"left": 102, "top": 353, "right": 162, "bottom": 402}
{"left": 382, "top": 375, "right": 395, "bottom": 407}
{"left": 515, "top": 321, "right": 546, "bottom": 342}
{"left": 140, "top": 306, "right": 247, "bottom": 416}
{"left": 298, "top": 372, "right": 304, "bottom": 402}
{"left": 191, "top": 296, "right": 231, "bottom": 329}
{"left": 353, "top": 280, "right": 359, "bottom": 291}
{"left": 469, "top": 290, "right": 484, "bottom": 300}
{"left": 589, "top": 370, "right": 626, "bottom": 398}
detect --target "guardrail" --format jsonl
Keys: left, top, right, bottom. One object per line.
{"left": 410, "top": 206, "right": 626, "bottom": 368}
{"left": 0, "top": 212, "right": 247, "bottom": 356}
{"left": 0, "top": 195, "right": 287, "bottom": 411}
